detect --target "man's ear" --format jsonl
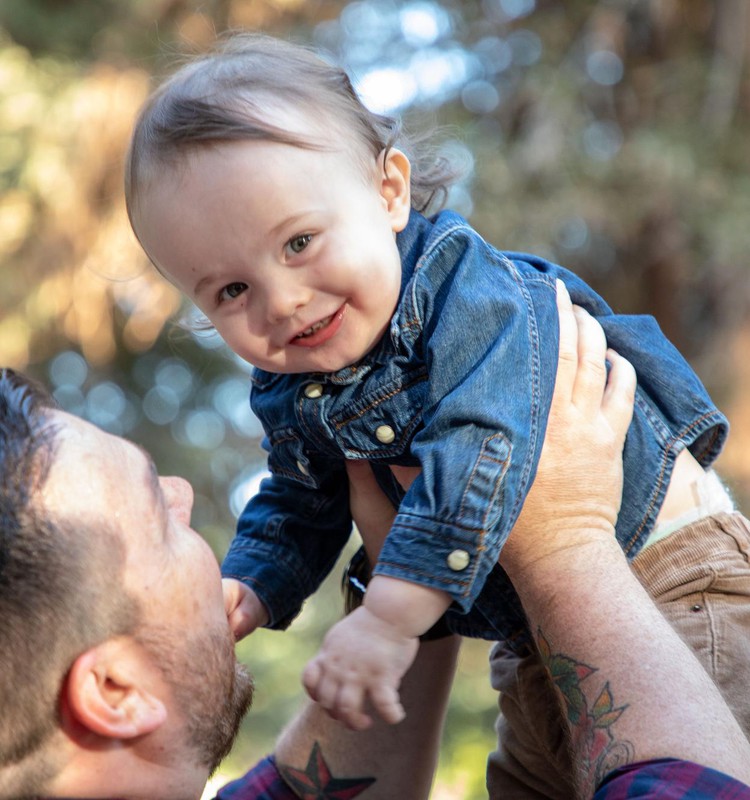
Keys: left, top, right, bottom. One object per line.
{"left": 378, "top": 148, "right": 412, "bottom": 233}
{"left": 65, "top": 640, "right": 167, "bottom": 739}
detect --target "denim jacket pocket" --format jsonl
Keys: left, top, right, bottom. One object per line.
{"left": 266, "top": 427, "right": 318, "bottom": 489}
{"left": 329, "top": 371, "right": 427, "bottom": 459}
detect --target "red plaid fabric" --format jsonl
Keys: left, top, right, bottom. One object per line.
{"left": 597, "top": 759, "right": 750, "bottom": 799}
{"left": 214, "top": 756, "right": 750, "bottom": 800}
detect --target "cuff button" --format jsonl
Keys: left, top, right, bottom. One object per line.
{"left": 447, "top": 549, "right": 470, "bottom": 571}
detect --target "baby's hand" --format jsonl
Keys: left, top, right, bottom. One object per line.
{"left": 302, "top": 607, "right": 419, "bottom": 730}
{"left": 223, "top": 578, "right": 270, "bottom": 640}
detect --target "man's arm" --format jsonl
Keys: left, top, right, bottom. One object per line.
{"left": 500, "top": 294, "right": 750, "bottom": 795}
{"left": 274, "top": 452, "right": 458, "bottom": 798}
{"left": 274, "top": 635, "right": 459, "bottom": 800}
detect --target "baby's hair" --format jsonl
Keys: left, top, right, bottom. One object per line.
{"left": 125, "top": 32, "right": 460, "bottom": 228}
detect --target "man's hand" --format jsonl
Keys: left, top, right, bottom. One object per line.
{"left": 302, "top": 607, "right": 420, "bottom": 731}
{"left": 223, "top": 577, "right": 270, "bottom": 640}
{"left": 500, "top": 280, "right": 637, "bottom": 574}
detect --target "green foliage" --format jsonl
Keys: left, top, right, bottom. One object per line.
{"left": 0, "top": 0, "right": 123, "bottom": 59}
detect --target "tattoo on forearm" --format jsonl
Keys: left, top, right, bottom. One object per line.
{"left": 277, "top": 741, "right": 375, "bottom": 798}
{"left": 536, "top": 629, "right": 635, "bottom": 789}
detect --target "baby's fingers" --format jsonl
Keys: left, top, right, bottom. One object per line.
{"left": 226, "top": 606, "right": 254, "bottom": 640}
{"left": 337, "top": 683, "right": 372, "bottom": 731}
{"left": 370, "top": 683, "right": 405, "bottom": 725}
{"left": 304, "top": 661, "right": 347, "bottom": 720}
{"left": 301, "top": 659, "right": 323, "bottom": 702}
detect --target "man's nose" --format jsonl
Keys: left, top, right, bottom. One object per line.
{"left": 160, "top": 476, "right": 194, "bottom": 525}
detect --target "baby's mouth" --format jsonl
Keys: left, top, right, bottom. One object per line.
{"left": 295, "top": 315, "right": 333, "bottom": 339}
{"left": 290, "top": 304, "right": 347, "bottom": 348}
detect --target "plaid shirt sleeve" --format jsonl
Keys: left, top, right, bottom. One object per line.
{"left": 596, "top": 759, "right": 750, "bottom": 799}
{"left": 212, "top": 755, "right": 750, "bottom": 800}
{"left": 213, "top": 756, "right": 297, "bottom": 800}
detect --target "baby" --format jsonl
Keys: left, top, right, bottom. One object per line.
{"left": 125, "top": 31, "right": 750, "bottom": 792}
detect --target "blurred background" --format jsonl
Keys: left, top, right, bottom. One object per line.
{"left": 2, "top": 1, "right": 750, "bottom": 797}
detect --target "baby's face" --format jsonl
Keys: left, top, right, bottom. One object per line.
{"left": 133, "top": 133, "right": 411, "bottom": 374}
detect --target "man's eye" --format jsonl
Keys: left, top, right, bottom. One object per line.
{"left": 288, "top": 234, "right": 313, "bottom": 254}
{"left": 219, "top": 282, "right": 248, "bottom": 302}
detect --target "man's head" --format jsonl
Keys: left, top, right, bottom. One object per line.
{"left": 0, "top": 369, "right": 253, "bottom": 799}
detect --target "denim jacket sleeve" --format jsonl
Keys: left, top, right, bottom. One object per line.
{"left": 221, "top": 448, "right": 352, "bottom": 630}
{"left": 373, "top": 220, "right": 560, "bottom": 612}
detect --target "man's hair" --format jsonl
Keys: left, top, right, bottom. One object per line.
{"left": 0, "top": 369, "right": 138, "bottom": 793}
{"left": 125, "top": 31, "right": 460, "bottom": 233}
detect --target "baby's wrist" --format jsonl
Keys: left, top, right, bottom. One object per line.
{"left": 342, "top": 547, "right": 452, "bottom": 641}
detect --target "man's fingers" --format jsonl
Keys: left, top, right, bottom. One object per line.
{"left": 554, "top": 280, "right": 579, "bottom": 405}
{"left": 571, "top": 306, "right": 608, "bottom": 413}
{"left": 602, "top": 348, "right": 637, "bottom": 436}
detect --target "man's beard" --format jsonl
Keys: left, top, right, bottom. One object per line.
{"left": 136, "top": 624, "right": 254, "bottom": 775}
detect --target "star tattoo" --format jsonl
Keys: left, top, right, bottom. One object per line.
{"left": 277, "top": 741, "right": 375, "bottom": 799}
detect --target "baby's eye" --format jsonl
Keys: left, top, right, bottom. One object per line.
{"left": 288, "top": 233, "right": 313, "bottom": 255}
{"left": 218, "top": 282, "right": 248, "bottom": 303}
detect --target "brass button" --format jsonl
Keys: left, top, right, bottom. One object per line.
{"left": 296, "top": 460, "right": 309, "bottom": 476}
{"left": 447, "top": 549, "right": 470, "bottom": 571}
{"left": 375, "top": 424, "right": 396, "bottom": 444}
{"left": 304, "top": 383, "right": 323, "bottom": 399}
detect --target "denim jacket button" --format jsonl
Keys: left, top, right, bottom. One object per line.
{"left": 304, "top": 382, "right": 324, "bottom": 399}
{"left": 375, "top": 424, "right": 396, "bottom": 444}
{"left": 447, "top": 549, "right": 470, "bottom": 571}
{"left": 296, "top": 460, "right": 309, "bottom": 476}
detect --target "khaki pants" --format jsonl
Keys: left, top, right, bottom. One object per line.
{"left": 487, "top": 512, "right": 750, "bottom": 799}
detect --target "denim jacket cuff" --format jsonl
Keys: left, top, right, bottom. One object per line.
{"left": 374, "top": 512, "right": 498, "bottom": 613}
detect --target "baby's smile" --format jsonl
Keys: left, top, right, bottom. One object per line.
{"left": 290, "top": 304, "right": 347, "bottom": 348}
{"left": 295, "top": 314, "right": 334, "bottom": 339}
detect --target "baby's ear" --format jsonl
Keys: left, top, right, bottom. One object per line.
{"left": 378, "top": 148, "right": 411, "bottom": 232}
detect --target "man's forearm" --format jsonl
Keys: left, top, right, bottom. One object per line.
{"left": 506, "top": 537, "right": 750, "bottom": 796}
{"left": 274, "top": 635, "right": 460, "bottom": 800}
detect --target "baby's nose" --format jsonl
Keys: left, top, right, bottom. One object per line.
{"left": 264, "top": 277, "right": 311, "bottom": 323}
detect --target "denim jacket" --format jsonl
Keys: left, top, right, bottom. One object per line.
{"left": 222, "top": 210, "right": 727, "bottom": 648}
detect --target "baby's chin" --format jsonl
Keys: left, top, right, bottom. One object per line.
{"left": 258, "top": 350, "right": 367, "bottom": 375}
